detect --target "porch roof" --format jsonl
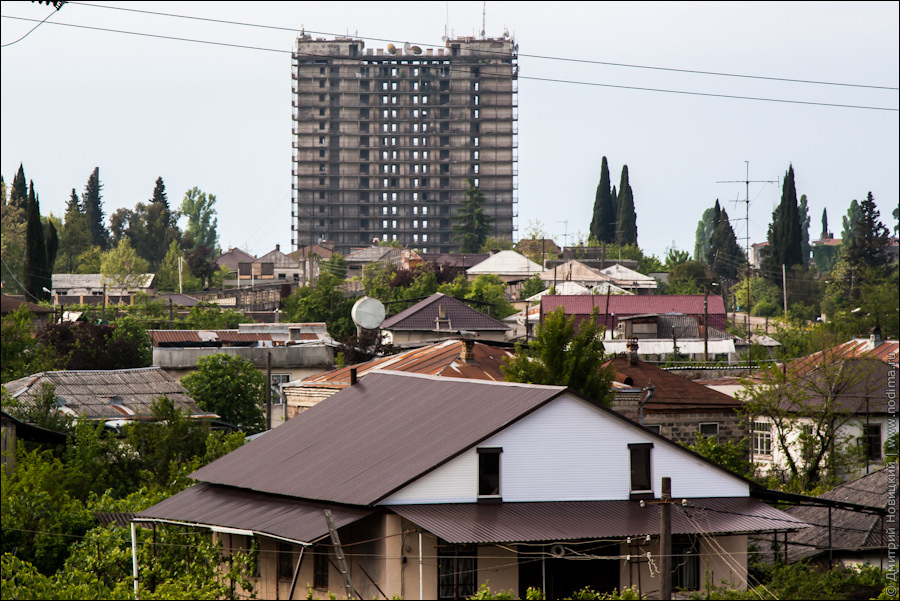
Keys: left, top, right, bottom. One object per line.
{"left": 388, "top": 498, "right": 808, "bottom": 544}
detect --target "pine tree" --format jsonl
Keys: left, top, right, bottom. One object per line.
{"left": 10, "top": 164, "right": 28, "bottom": 210}
{"left": 82, "top": 167, "right": 110, "bottom": 251}
{"left": 589, "top": 157, "right": 615, "bottom": 243}
{"left": 615, "top": 165, "right": 637, "bottom": 246}
{"left": 452, "top": 179, "right": 494, "bottom": 253}
{"left": 24, "top": 182, "right": 50, "bottom": 301}
{"left": 145, "top": 177, "right": 179, "bottom": 269}
{"left": 762, "top": 164, "right": 803, "bottom": 281}
{"left": 846, "top": 192, "right": 891, "bottom": 271}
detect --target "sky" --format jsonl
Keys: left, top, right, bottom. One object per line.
{"left": 2, "top": 1, "right": 898, "bottom": 262}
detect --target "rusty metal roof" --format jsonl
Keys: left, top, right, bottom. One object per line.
{"left": 191, "top": 372, "right": 566, "bottom": 506}
{"left": 389, "top": 497, "right": 807, "bottom": 544}
{"left": 294, "top": 340, "right": 514, "bottom": 389}
{"left": 136, "top": 482, "right": 374, "bottom": 544}
{"left": 3, "top": 367, "right": 208, "bottom": 420}
{"left": 381, "top": 293, "right": 509, "bottom": 331}
{"left": 791, "top": 338, "right": 899, "bottom": 370}
{"left": 542, "top": 295, "right": 728, "bottom": 330}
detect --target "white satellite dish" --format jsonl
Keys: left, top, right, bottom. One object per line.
{"left": 351, "top": 296, "right": 386, "bottom": 330}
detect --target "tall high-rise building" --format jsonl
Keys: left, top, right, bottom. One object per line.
{"left": 291, "top": 34, "right": 518, "bottom": 256}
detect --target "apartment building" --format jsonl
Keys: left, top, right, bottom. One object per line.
{"left": 291, "top": 33, "right": 518, "bottom": 256}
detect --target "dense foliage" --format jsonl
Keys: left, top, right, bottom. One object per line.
{"left": 181, "top": 354, "right": 266, "bottom": 434}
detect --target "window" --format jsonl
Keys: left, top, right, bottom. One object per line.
{"left": 270, "top": 374, "right": 290, "bottom": 404}
{"left": 628, "top": 443, "right": 653, "bottom": 498}
{"left": 752, "top": 422, "right": 772, "bottom": 455}
{"left": 863, "top": 424, "right": 882, "bottom": 460}
{"left": 477, "top": 447, "right": 502, "bottom": 500}
{"left": 313, "top": 544, "right": 329, "bottom": 589}
{"left": 699, "top": 423, "right": 719, "bottom": 441}
{"left": 438, "top": 543, "right": 476, "bottom": 600}
{"left": 672, "top": 535, "right": 700, "bottom": 590}
{"left": 644, "top": 424, "right": 661, "bottom": 435}
{"left": 277, "top": 542, "right": 294, "bottom": 581}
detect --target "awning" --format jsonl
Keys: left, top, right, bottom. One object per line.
{"left": 604, "top": 339, "right": 736, "bottom": 355}
{"left": 386, "top": 498, "right": 808, "bottom": 544}
{"left": 135, "top": 483, "right": 374, "bottom": 545}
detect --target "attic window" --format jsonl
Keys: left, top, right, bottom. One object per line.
{"left": 435, "top": 304, "right": 451, "bottom": 331}
{"left": 477, "top": 447, "right": 501, "bottom": 502}
{"left": 628, "top": 442, "right": 653, "bottom": 500}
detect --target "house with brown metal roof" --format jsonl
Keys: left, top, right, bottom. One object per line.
{"left": 136, "top": 371, "right": 806, "bottom": 600}
{"left": 604, "top": 347, "right": 745, "bottom": 446}
{"left": 380, "top": 292, "right": 510, "bottom": 346}
{"left": 282, "top": 339, "right": 514, "bottom": 418}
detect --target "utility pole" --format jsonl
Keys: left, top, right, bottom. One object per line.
{"left": 642, "top": 476, "right": 676, "bottom": 600}
{"left": 265, "top": 351, "right": 272, "bottom": 431}
{"left": 717, "top": 162, "right": 777, "bottom": 340}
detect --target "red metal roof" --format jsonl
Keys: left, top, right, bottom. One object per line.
{"left": 137, "top": 482, "right": 373, "bottom": 544}
{"left": 191, "top": 372, "right": 566, "bottom": 506}
{"left": 389, "top": 497, "right": 807, "bottom": 544}
{"left": 382, "top": 293, "right": 509, "bottom": 331}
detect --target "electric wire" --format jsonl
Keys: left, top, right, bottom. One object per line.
{"left": 63, "top": 1, "right": 900, "bottom": 92}
{"left": 1, "top": 14, "right": 897, "bottom": 113}
{"left": 0, "top": 5, "right": 56, "bottom": 47}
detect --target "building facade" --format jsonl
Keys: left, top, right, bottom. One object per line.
{"left": 291, "top": 34, "right": 518, "bottom": 256}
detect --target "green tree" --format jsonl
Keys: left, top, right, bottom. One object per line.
{"left": 799, "top": 193, "right": 811, "bottom": 266}
{"left": 178, "top": 303, "right": 251, "bottom": 330}
{"left": 100, "top": 238, "right": 149, "bottom": 291}
{"left": 1, "top": 176, "right": 27, "bottom": 294}
{"left": 820, "top": 207, "right": 831, "bottom": 239}
{"left": 453, "top": 178, "right": 493, "bottom": 253}
{"left": 502, "top": 307, "right": 614, "bottom": 405}
{"left": 762, "top": 164, "right": 803, "bottom": 282}
{"left": 1, "top": 307, "right": 57, "bottom": 382}
{"left": 663, "top": 248, "right": 691, "bottom": 271}
{"left": 589, "top": 156, "right": 616, "bottom": 243}
{"left": 281, "top": 272, "right": 356, "bottom": 339}
{"left": 180, "top": 186, "right": 219, "bottom": 251}
{"left": 666, "top": 260, "right": 712, "bottom": 294}
{"left": 9, "top": 164, "right": 28, "bottom": 210}
{"left": 57, "top": 189, "right": 93, "bottom": 273}
{"left": 155, "top": 241, "right": 201, "bottom": 293}
{"left": 841, "top": 198, "right": 861, "bottom": 247}
{"left": 81, "top": 167, "right": 109, "bottom": 251}
{"left": 614, "top": 165, "right": 637, "bottom": 246}
{"left": 684, "top": 432, "right": 753, "bottom": 478}
{"left": 37, "top": 320, "right": 150, "bottom": 370}
{"left": 845, "top": 192, "right": 891, "bottom": 273}
{"left": 184, "top": 245, "right": 219, "bottom": 290}
{"left": 707, "top": 200, "right": 746, "bottom": 281}
{"left": 24, "top": 181, "right": 51, "bottom": 302}
{"left": 320, "top": 252, "right": 348, "bottom": 279}
{"left": 520, "top": 273, "right": 547, "bottom": 299}
{"left": 694, "top": 205, "right": 716, "bottom": 262}
{"left": 480, "top": 236, "right": 514, "bottom": 253}
{"left": 182, "top": 354, "right": 266, "bottom": 433}
{"left": 144, "top": 177, "right": 180, "bottom": 268}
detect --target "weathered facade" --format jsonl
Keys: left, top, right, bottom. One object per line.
{"left": 291, "top": 34, "right": 518, "bottom": 255}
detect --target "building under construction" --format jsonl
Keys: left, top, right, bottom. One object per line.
{"left": 291, "top": 34, "right": 518, "bottom": 256}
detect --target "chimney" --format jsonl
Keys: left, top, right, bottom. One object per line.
{"left": 869, "top": 326, "right": 882, "bottom": 349}
{"left": 275, "top": 243, "right": 280, "bottom": 252}
{"left": 627, "top": 337, "right": 639, "bottom": 366}
{"left": 349, "top": 367, "right": 358, "bottom": 386}
{"left": 460, "top": 339, "right": 475, "bottom": 362}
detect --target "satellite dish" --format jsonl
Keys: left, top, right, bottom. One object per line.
{"left": 351, "top": 296, "right": 386, "bottom": 330}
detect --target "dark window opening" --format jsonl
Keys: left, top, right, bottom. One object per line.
{"left": 478, "top": 447, "right": 501, "bottom": 499}
{"left": 628, "top": 443, "right": 653, "bottom": 498}
{"left": 313, "top": 544, "right": 329, "bottom": 589}
{"left": 672, "top": 535, "right": 700, "bottom": 591}
{"left": 277, "top": 542, "right": 293, "bottom": 581}
{"left": 699, "top": 423, "right": 719, "bottom": 441}
{"left": 438, "top": 543, "right": 476, "bottom": 600}
{"left": 864, "top": 424, "right": 882, "bottom": 460}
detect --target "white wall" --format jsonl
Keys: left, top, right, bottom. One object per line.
{"left": 381, "top": 393, "right": 748, "bottom": 505}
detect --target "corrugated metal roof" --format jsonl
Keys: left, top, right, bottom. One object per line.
{"left": 542, "top": 295, "right": 728, "bottom": 331}
{"left": 1, "top": 294, "right": 53, "bottom": 315}
{"left": 381, "top": 293, "right": 509, "bottom": 332}
{"left": 538, "top": 260, "right": 611, "bottom": 284}
{"left": 792, "top": 338, "right": 899, "bottom": 370}
{"left": 2, "top": 367, "right": 208, "bottom": 420}
{"left": 605, "top": 357, "right": 741, "bottom": 413}
{"left": 191, "top": 372, "right": 566, "bottom": 506}
{"left": 293, "top": 340, "right": 514, "bottom": 390}
{"left": 388, "top": 497, "right": 807, "bottom": 544}
{"left": 136, "top": 483, "right": 373, "bottom": 544}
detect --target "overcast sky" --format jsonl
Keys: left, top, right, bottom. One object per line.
{"left": 2, "top": 1, "right": 898, "bottom": 262}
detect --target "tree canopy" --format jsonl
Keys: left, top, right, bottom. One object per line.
{"left": 614, "top": 165, "right": 637, "bottom": 246}
{"left": 452, "top": 179, "right": 494, "bottom": 253}
{"left": 590, "top": 156, "right": 616, "bottom": 244}
{"left": 181, "top": 354, "right": 266, "bottom": 434}
{"left": 763, "top": 164, "right": 804, "bottom": 280}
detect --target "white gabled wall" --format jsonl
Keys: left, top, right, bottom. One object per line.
{"left": 381, "top": 393, "right": 748, "bottom": 505}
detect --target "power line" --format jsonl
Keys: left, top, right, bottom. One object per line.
{"left": 0, "top": 4, "right": 57, "bottom": 47}
{"left": 66, "top": 1, "right": 900, "bottom": 92}
{"left": 1, "top": 14, "right": 897, "bottom": 113}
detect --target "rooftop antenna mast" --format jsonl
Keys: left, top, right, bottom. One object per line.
{"left": 481, "top": 1, "right": 486, "bottom": 38}
{"left": 716, "top": 161, "right": 777, "bottom": 346}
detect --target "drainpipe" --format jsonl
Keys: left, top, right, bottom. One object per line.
{"left": 418, "top": 531, "right": 424, "bottom": 600}
{"left": 131, "top": 522, "right": 139, "bottom": 600}
{"left": 639, "top": 378, "right": 655, "bottom": 426}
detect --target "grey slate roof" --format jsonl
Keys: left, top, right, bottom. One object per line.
{"left": 190, "top": 372, "right": 566, "bottom": 505}
{"left": 3, "top": 367, "right": 208, "bottom": 420}
{"left": 381, "top": 292, "right": 509, "bottom": 332}
{"left": 782, "top": 463, "right": 895, "bottom": 562}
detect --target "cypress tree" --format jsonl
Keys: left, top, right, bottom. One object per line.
{"left": 615, "top": 165, "right": 637, "bottom": 246}
{"left": 763, "top": 164, "right": 803, "bottom": 280}
{"left": 44, "top": 219, "right": 59, "bottom": 276}
{"left": 694, "top": 206, "right": 716, "bottom": 262}
{"left": 24, "top": 181, "right": 50, "bottom": 301}
{"left": 820, "top": 208, "right": 830, "bottom": 239}
{"left": 707, "top": 200, "right": 746, "bottom": 280}
{"left": 799, "top": 194, "right": 811, "bottom": 266}
{"left": 842, "top": 199, "right": 861, "bottom": 246}
{"left": 10, "top": 164, "right": 28, "bottom": 210}
{"left": 589, "top": 157, "right": 615, "bottom": 243}
{"left": 82, "top": 167, "right": 110, "bottom": 251}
